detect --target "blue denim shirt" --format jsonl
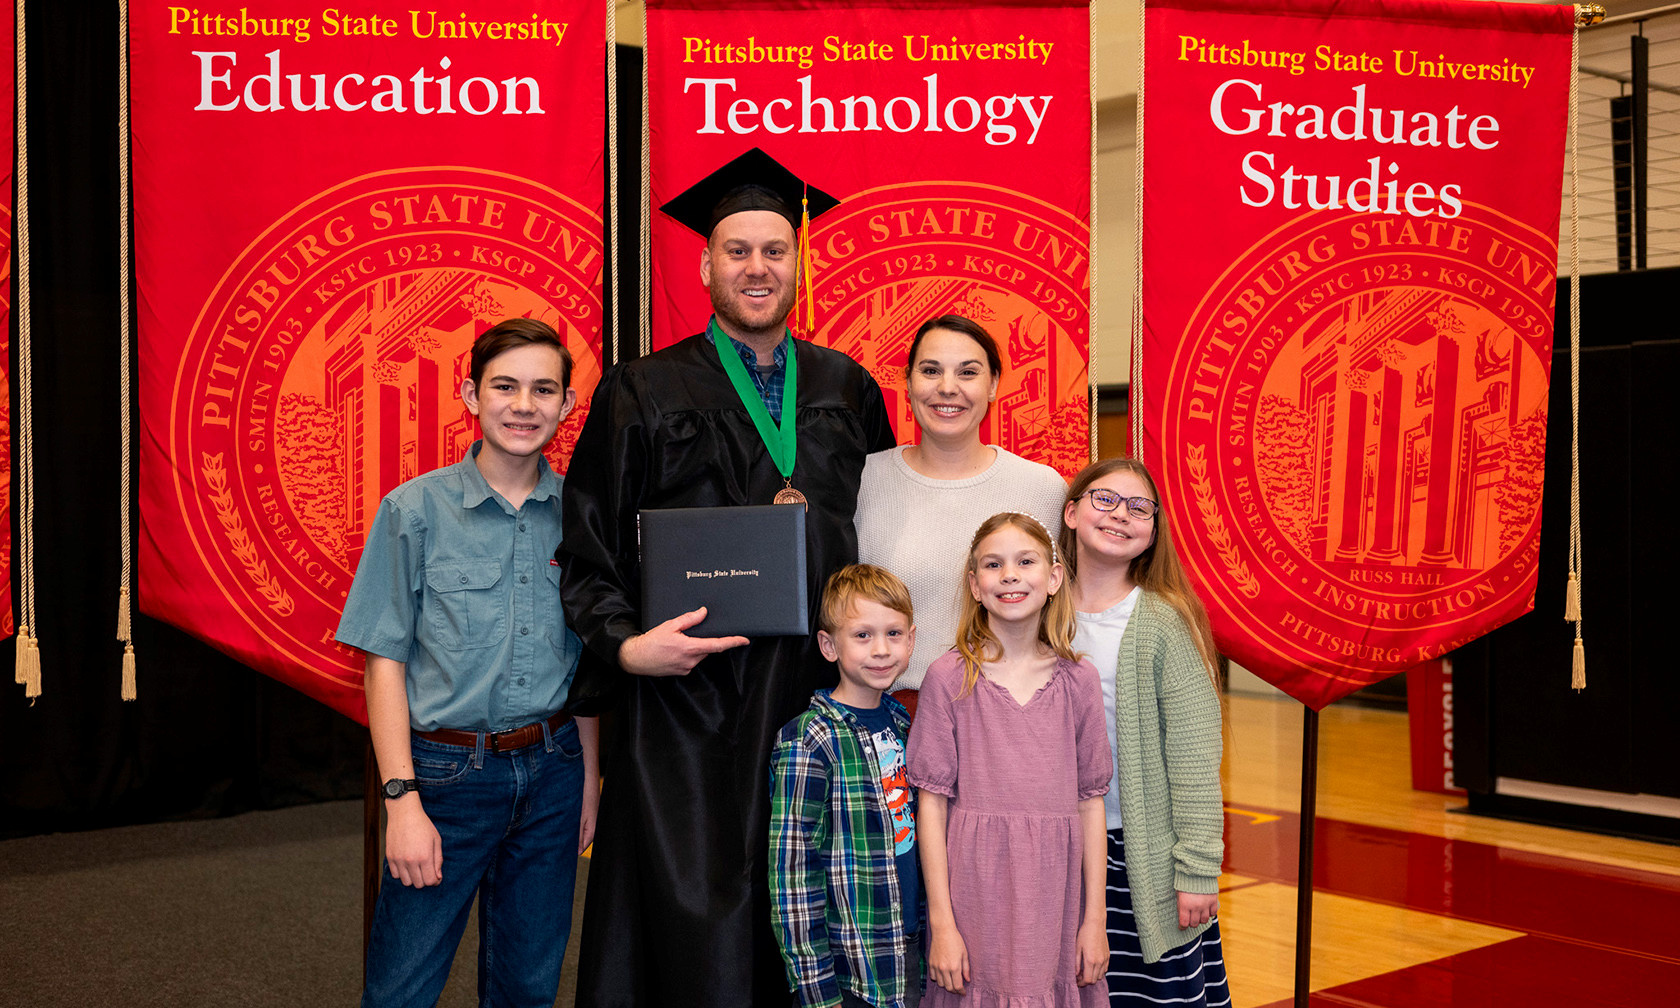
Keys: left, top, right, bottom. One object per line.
{"left": 336, "top": 441, "right": 581, "bottom": 732}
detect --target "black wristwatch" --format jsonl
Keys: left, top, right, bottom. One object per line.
{"left": 381, "top": 777, "right": 419, "bottom": 800}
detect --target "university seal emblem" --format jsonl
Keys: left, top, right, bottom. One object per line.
{"left": 167, "top": 167, "right": 603, "bottom": 690}
{"left": 809, "top": 181, "right": 1091, "bottom": 478}
{"left": 1156, "top": 202, "right": 1550, "bottom": 702}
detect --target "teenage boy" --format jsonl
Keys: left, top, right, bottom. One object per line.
{"left": 770, "top": 564, "right": 925, "bottom": 1008}
{"left": 338, "top": 318, "right": 599, "bottom": 1008}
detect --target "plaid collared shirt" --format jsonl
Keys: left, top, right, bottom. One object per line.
{"left": 770, "top": 690, "right": 917, "bottom": 1008}
{"left": 708, "top": 325, "right": 790, "bottom": 422}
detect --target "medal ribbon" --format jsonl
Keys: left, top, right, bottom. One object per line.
{"left": 710, "top": 316, "right": 797, "bottom": 481}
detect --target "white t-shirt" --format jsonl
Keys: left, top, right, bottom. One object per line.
{"left": 1074, "top": 585, "right": 1142, "bottom": 830}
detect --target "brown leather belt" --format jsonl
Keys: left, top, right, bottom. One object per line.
{"left": 418, "top": 711, "right": 573, "bottom": 752}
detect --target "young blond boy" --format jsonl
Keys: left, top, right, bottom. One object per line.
{"left": 770, "top": 564, "right": 924, "bottom": 1008}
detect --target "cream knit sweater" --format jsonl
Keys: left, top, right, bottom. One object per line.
{"left": 853, "top": 445, "right": 1067, "bottom": 690}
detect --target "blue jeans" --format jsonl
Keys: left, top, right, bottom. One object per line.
{"left": 363, "top": 719, "right": 584, "bottom": 1008}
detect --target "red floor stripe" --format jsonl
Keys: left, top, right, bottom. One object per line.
{"left": 1251, "top": 934, "right": 1679, "bottom": 1008}
{"left": 1222, "top": 807, "right": 1680, "bottom": 958}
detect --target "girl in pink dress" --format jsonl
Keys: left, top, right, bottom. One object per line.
{"left": 908, "top": 513, "right": 1112, "bottom": 1007}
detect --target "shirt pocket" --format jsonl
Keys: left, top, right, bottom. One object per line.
{"left": 425, "top": 558, "right": 508, "bottom": 651}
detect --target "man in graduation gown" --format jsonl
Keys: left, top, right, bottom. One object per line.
{"left": 559, "top": 148, "right": 896, "bottom": 1007}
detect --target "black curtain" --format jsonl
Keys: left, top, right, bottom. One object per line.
{"left": 1454, "top": 265, "right": 1680, "bottom": 840}
{"left": 0, "top": 4, "right": 351, "bottom": 838}
{"left": 0, "top": 13, "right": 647, "bottom": 839}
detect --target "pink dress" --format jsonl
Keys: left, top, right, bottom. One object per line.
{"left": 907, "top": 650, "right": 1113, "bottom": 1007}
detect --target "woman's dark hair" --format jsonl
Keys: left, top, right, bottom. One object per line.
{"left": 903, "top": 314, "right": 1003, "bottom": 380}
{"left": 469, "top": 318, "right": 572, "bottom": 388}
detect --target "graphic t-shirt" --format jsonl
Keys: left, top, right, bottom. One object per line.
{"left": 839, "top": 700, "right": 921, "bottom": 934}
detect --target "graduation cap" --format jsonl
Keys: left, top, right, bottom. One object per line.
{"left": 660, "top": 147, "right": 841, "bottom": 239}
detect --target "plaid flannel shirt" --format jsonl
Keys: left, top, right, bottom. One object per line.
{"left": 769, "top": 690, "right": 917, "bottom": 1008}
{"left": 708, "top": 324, "right": 790, "bottom": 422}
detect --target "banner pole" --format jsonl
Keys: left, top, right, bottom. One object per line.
{"left": 638, "top": 3, "right": 650, "bottom": 359}
{"left": 605, "top": 0, "right": 620, "bottom": 370}
{"left": 1293, "top": 703, "right": 1320, "bottom": 1008}
{"left": 1129, "top": 0, "right": 1146, "bottom": 464}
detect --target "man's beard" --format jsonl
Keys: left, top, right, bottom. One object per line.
{"left": 711, "top": 282, "right": 797, "bottom": 338}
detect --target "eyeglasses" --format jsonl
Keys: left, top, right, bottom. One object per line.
{"left": 1078, "top": 489, "right": 1158, "bottom": 520}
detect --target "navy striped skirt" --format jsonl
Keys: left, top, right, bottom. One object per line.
{"left": 1105, "top": 830, "right": 1232, "bottom": 1007}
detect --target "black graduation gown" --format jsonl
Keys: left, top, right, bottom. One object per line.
{"left": 559, "top": 333, "right": 895, "bottom": 1008}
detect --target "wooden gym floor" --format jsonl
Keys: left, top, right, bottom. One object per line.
{"left": 1217, "top": 693, "right": 1680, "bottom": 1007}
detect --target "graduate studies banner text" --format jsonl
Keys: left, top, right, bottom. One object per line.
{"left": 133, "top": 1, "right": 605, "bottom": 721}
{"left": 647, "top": 0, "right": 1092, "bottom": 476}
{"left": 1139, "top": 0, "right": 1573, "bottom": 708}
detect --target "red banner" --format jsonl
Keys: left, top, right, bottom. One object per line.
{"left": 647, "top": 0, "right": 1091, "bottom": 476}
{"left": 1139, "top": 0, "right": 1573, "bottom": 708}
{"left": 132, "top": 1, "right": 605, "bottom": 721}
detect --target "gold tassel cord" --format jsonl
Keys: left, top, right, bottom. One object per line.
{"left": 24, "top": 634, "right": 41, "bottom": 699}
{"left": 122, "top": 644, "right": 138, "bottom": 702}
{"left": 117, "top": 0, "right": 139, "bottom": 697}
{"left": 798, "top": 192, "right": 814, "bottom": 337}
{"left": 1564, "top": 17, "right": 1586, "bottom": 689}
{"left": 15, "top": 0, "right": 40, "bottom": 699}
{"left": 13, "top": 623, "right": 28, "bottom": 685}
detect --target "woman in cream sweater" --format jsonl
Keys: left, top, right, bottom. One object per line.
{"left": 853, "top": 314, "right": 1066, "bottom": 716}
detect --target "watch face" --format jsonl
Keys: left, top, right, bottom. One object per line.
{"left": 383, "top": 779, "right": 406, "bottom": 799}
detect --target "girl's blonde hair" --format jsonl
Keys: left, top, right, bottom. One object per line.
{"left": 953, "top": 512, "right": 1079, "bottom": 698}
{"left": 1058, "top": 458, "right": 1223, "bottom": 691}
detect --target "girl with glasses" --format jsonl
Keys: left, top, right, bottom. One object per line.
{"left": 1058, "top": 459, "right": 1232, "bottom": 1007}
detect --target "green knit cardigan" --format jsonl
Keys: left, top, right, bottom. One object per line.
{"left": 1111, "top": 590, "right": 1225, "bottom": 963}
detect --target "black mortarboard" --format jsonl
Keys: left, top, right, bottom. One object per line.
{"left": 660, "top": 147, "right": 841, "bottom": 239}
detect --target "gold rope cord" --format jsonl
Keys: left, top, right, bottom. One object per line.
{"left": 14, "top": 0, "right": 39, "bottom": 698}
{"left": 117, "top": 0, "right": 138, "bottom": 698}
{"left": 1566, "top": 11, "right": 1589, "bottom": 689}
